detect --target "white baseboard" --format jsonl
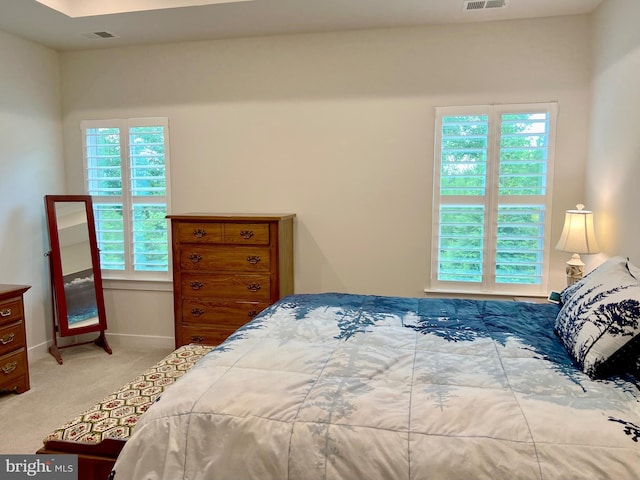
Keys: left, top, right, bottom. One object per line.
{"left": 27, "top": 334, "right": 175, "bottom": 363}
{"left": 27, "top": 341, "right": 51, "bottom": 362}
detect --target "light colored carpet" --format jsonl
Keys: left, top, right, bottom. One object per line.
{"left": 0, "top": 344, "right": 173, "bottom": 454}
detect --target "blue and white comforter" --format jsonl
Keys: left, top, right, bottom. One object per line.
{"left": 112, "top": 293, "right": 640, "bottom": 480}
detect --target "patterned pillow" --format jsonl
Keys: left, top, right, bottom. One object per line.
{"left": 559, "top": 256, "right": 628, "bottom": 305}
{"left": 554, "top": 258, "right": 640, "bottom": 379}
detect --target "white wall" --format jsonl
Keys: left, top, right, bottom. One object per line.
{"left": 60, "top": 15, "right": 592, "bottom": 343}
{"left": 0, "top": 30, "right": 65, "bottom": 357}
{"left": 587, "top": 0, "right": 640, "bottom": 265}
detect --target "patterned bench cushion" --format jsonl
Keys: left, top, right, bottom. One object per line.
{"left": 44, "top": 344, "right": 213, "bottom": 445}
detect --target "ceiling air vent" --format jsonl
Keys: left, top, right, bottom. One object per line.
{"left": 82, "top": 31, "right": 118, "bottom": 39}
{"left": 464, "top": 0, "right": 508, "bottom": 11}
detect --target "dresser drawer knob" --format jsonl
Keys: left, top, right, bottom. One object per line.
{"left": 248, "top": 310, "right": 258, "bottom": 318}
{"left": 246, "top": 256, "right": 261, "bottom": 265}
{"left": 189, "top": 281, "right": 204, "bottom": 290}
{"left": 189, "top": 253, "right": 203, "bottom": 263}
{"left": 192, "top": 229, "right": 207, "bottom": 238}
{"left": 1, "top": 361, "right": 17, "bottom": 375}
{"left": 239, "top": 230, "right": 254, "bottom": 240}
{"left": 0, "top": 308, "right": 11, "bottom": 317}
{"left": 190, "top": 335, "right": 205, "bottom": 344}
{"left": 247, "top": 283, "right": 262, "bottom": 292}
{"left": 0, "top": 333, "right": 15, "bottom": 345}
{"left": 191, "top": 308, "right": 205, "bottom": 317}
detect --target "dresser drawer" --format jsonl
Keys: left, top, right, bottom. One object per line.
{"left": 176, "top": 222, "right": 223, "bottom": 244}
{"left": 181, "top": 324, "right": 240, "bottom": 346}
{"left": 0, "top": 298, "right": 23, "bottom": 327}
{"left": 182, "top": 273, "right": 271, "bottom": 300}
{"left": 0, "top": 321, "right": 25, "bottom": 357}
{"left": 182, "top": 298, "right": 269, "bottom": 325}
{"left": 180, "top": 245, "right": 271, "bottom": 272}
{"left": 223, "top": 223, "right": 269, "bottom": 245}
{"left": 0, "top": 348, "right": 28, "bottom": 385}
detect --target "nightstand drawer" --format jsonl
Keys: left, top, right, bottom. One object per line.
{"left": 0, "top": 348, "right": 28, "bottom": 385}
{"left": 176, "top": 223, "right": 223, "bottom": 244}
{"left": 223, "top": 223, "right": 269, "bottom": 245}
{"left": 0, "top": 298, "right": 23, "bottom": 327}
{"left": 180, "top": 245, "right": 271, "bottom": 272}
{"left": 182, "top": 298, "right": 269, "bottom": 325}
{"left": 0, "top": 321, "right": 25, "bottom": 357}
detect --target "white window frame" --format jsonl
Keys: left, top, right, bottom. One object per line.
{"left": 81, "top": 117, "right": 172, "bottom": 282}
{"left": 431, "top": 103, "right": 557, "bottom": 295}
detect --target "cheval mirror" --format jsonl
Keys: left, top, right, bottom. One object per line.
{"left": 45, "top": 195, "right": 112, "bottom": 364}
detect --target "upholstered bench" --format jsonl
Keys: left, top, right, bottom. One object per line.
{"left": 37, "top": 344, "right": 214, "bottom": 479}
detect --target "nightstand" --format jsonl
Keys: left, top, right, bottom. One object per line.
{"left": 0, "top": 284, "right": 31, "bottom": 394}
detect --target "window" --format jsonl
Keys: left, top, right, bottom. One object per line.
{"left": 82, "top": 118, "right": 171, "bottom": 280}
{"left": 431, "top": 103, "right": 557, "bottom": 294}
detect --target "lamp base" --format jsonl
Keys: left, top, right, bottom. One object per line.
{"left": 565, "top": 253, "right": 585, "bottom": 286}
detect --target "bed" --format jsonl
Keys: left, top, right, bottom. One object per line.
{"left": 110, "top": 257, "right": 640, "bottom": 479}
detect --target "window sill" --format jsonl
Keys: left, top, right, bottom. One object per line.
{"left": 423, "top": 288, "right": 547, "bottom": 301}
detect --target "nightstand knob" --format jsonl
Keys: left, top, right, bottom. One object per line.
{"left": 239, "top": 230, "right": 254, "bottom": 240}
{"left": 0, "top": 308, "right": 11, "bottom": 317}
{"left": 190, "top": 335, "right": 205, "bottom": 344}
{"left": 191, "top": 308, "right": 205, "bottom": 317}
{"left": 246, "top": 256, "right": 261, "bottom": 265}
{"left": 247, "top": 283, "right": 261, "bottom": 292}
{"left": 189, "top": 281, "right": 204, "bottom": 290}
{"left": 248, "top": 310, "right": 258, "bottom": 318}
{"left": 189, "top": 253, "right": 202, "bottom": 263}
{"left": 0, "top": 333, "right": 15, "bottom": 345}
{"left": 192, "top": 229, "right": 207, "bottom": 238}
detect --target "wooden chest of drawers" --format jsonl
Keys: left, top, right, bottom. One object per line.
{"left": 0, "top": 284, "right": 31, "bottom": 394}
{"left": 168, "top": 214, "right": 295, "bottom": 348}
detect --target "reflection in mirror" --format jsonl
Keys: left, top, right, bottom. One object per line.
{"left": 45, "top": 195, "right": 112, "bottom": 364}
{"left": 56, "top": 202, "right": 100, "bottom": 330}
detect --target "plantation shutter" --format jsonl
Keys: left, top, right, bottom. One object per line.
{"left": 436, "top": 113, "right": 489, "bottom": 283}
{"left": 432, "top": 103, "right": 556, "bottom": 294}
{"left": 83, "top": 118, "right": 171, "bottom": 279}
{"left": 128, "top": 124, "right": 169, "bottom": 272}
{"left": 85, "top": 123, "right": 126, "bottom": 271}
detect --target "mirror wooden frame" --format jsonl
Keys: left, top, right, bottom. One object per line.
{"left": 45, "top": 195, "right": 112, "bottom": 364}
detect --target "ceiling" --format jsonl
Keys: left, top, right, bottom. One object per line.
{"left": 0, "top": 0, "right": 603, "bottom": 51}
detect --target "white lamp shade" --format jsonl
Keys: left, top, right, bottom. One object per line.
{"left": 555, "top": 207, "right": 600, "bottom": 254}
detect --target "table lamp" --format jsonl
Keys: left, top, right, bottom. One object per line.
{"left": 555, "top": 203, "right": 600, "bottom": 286}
